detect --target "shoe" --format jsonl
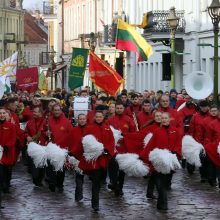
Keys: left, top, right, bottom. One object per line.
{"left": 33, "top": 180, "right": 43, "bottom": 187}
{"left": 146, "top": 194, "right": 157, "bottom": 199}
{"left": 92, "top": 206, "right": 99, "bottom": 212}
{"left": 49, "top": 184, "right": 55, "bottom": 192}
{"left": 200, "top": 179, "right": 206, "bottom": 183}
{"left": 57, "top": 187, "right": 64, "bottom": 192}
{"left": 3, "top": 188, "right": 9, "bottom": 194}
{"left": 157, "top": 205, "right": 168, "bottom": 211}
{"left": 114, "top": 189, "right": 124, "bottom": 196}
{"left": 0, "top": 205, "right": 4, "bottom": 209}
{"left": 166, "top": 185, "right": 171, "bottom": 190}
{"left": 75, "top": 194, "right": 83, "bottom": 202}
{"left": 108, "top": 183, "right": 115, "bottom": 191}
{"left": 208, "top": 179, "right": 216, "bottom": 187}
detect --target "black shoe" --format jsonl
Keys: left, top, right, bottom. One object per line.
{"left": 157, "top": 205, "right": 168, "bottom": 211}
{"left": 208, "top": 179, "right": 216, "bottom": 187}
{"left": 33, "top": 180, "right": 43, "bottom": 187}
{"left": 3, "top": 188, "right": 9, "bottom": 194}
{"left": 181, "top": 159, "right": 186, "bottom": 169}
{"left": 49, "top": 184, "right": 55, "bottom": 192}
{"left": 57, "top": 187, "right": 64, "bottom": 192}
{"left": 146, "top": 194, "right": 157, "bottom": 199}
{"left": 200, "top": 179, "right": 206, "bottom": 183}
{"left": 108, "top": 183, "right": 115, "bottom": 191}
{"left": 114, "top": 189, "right": 124, "bottom": 196}
{"left": 92, "top": 206, "right": 99, "bottom": 212}
{"left": 75, "top": 194, "right": 83, "bottom": 202}
{"left": 0, "top": 206, "right": 4, "bottom": 209}
{"left": 166, "top": 185, "right": 171, "bottom": 190}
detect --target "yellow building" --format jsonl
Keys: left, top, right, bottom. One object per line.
{"left": 0, "top": 0, "right": 24, "bottom": 61}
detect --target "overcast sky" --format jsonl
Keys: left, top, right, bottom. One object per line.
{"left": 23, "top": 0, "right": 43, "bottom": 10}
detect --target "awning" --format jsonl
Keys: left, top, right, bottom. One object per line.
{"left": 53, "top": 63, "right": 67, "bottom": 73}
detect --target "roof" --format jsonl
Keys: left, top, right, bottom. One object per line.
{"left": 24, "top": 12, "right": 48, "bottom": 44}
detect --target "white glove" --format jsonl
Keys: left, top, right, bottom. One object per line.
{"left": 217, "top": 143, "right": 220, "bottom": 155}
{"left": 0, "top": 145, "right": 3, "bottom": 160}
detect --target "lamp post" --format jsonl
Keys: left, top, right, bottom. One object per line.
{"left": 49, "top": 47, "right": 56, "bottom": 90}
{"left": 167, "top": 6, "right": 179, "bottom": 89}
{"left": 208, "top": 0, "right": 220, "bottom": 101}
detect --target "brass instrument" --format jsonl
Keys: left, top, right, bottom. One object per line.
{"left": 45, "top": 113, "right": 52, "bottom": 142}
{"left": 132, "top": 111, "right": 139, "bottom": 131}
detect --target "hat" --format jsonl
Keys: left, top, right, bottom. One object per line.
{"left": 199, "top": 100, "right": 209, "bottom": 107}
{"left": 170, "top": 89, "right": 177, "bottom": 94}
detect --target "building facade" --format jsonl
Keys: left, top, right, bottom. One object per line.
{"left": 104, "top": 0, "right": 220, "bottom": 93}
{"left": 0, "top": 0, "right": 24, "bottom": 61}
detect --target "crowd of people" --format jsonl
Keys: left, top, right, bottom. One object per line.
{"left": 0, "top": 87, "right": 220, "bottom": 212}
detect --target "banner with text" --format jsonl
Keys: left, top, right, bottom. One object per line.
{"left": 68, "top": 48, "right": 89, "bottom": 90}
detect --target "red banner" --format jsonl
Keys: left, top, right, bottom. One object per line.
{"left": 89, "top": 51, "right": 123, "bottom": 96}
{"left": 16, "top": 67, "right": 39, "bottom": 92}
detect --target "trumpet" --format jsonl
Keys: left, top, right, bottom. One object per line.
{"left": 45, "top": 113, "right": 52, "bottom": 142}
{"left": 132, "top": 111, "right": 139, "bottom": 131}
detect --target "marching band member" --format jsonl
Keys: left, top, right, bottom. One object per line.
{"left": 107, "top": 101, "right": 136, "bottom": 196}
{"left": 25, "top": 106, "right": 47, "bottom": 187}
{"left": 140, "top": 112, "right": 181, "bottom": 210}
{"left": 68, "top": 114, "right": 87, "bottom": 201}
{"left": 79, "top": 111, "right": 115, "bottom": 212}
{"left": 46, "top": 104, "right": 72, "bottom": 192}
{"left": 0, "top": 108, "right": 17, "bottom": 208}
{"left": 189, "top": 100, "right": 210, "bottom": 181}
{"left": 136, "top": 99, "right": 154, "bottom": 130}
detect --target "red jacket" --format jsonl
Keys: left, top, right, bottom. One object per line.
{"left": 124, "top": 122, "right": 160, "bottom": 154}
{"left": 139, "top": 125, "right": 182, "bottom": 171}
{"left": 204, "top": 142, "right": 220, "bottom": 169}
{"left": 69, "top": 125, "right": 87, "bottom": 160}
{"left": 25, "top": 117, "right": 47, "bottom": 145}
{"left": 189, "top": 112, "right": 209, "bottom": 145}
{"left": 203, "top": 115, "right": 218, "bottom": 145}
{"left": 21, "top": 106, "right": 33, "bottom": 122}
{"left": 107, "top": 114, "right": 136, "bottom": 153}
{"left": 205, "top": 118, "right": 220, "bottom": 143}
{"left": 125, "top": 104, "right": 142, "bottom": 118}
{"left": 48, "top": 113, "right": 73, "bottom": 149}
{"left": 136, "top": 110, "right": 154, "bottom": 130}
{"left": 0, "top": 121, "right": 17, "bottom": 165}
{"left": 87, "top": 110, "right": 96, "bottom": 125}
{"left": 79, "top": 123, "right": 115, "bottom": 172}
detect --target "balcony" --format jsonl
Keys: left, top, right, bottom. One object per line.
{"left": 42, "top": 1, "right": 57, "bottom": 20}
{"left": 103, "top": 10, "right": 185, "bottom": 45}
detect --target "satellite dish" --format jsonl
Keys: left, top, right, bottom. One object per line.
{"left": 185, "top": 71, "right": 213, "bottom": 100}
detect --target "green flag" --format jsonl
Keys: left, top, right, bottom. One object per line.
{"left": 38, "top": 71, "right": 48, "bottom": 91}
{"left": 68, "top": 48, "right": 89, "bottom": 90}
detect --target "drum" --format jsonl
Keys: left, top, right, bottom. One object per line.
{"left": 73, "top": 96, "right": 91, "bottom": 121}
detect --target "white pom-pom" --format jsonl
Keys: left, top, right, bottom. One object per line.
{"left": 149, "top": 148, "right": 181, "bottom": 174}
{"left": 116, "top": 153, "right": 149, "bottom": 177}
{"left": 182, "top": 135, "right": 204, "bottom": 167}
{"left": 110, "top": 126, "right": 123, "bottom": 146}
{"left": 0, "top": 145, "right": 3, "bottom": 161}
{"left": 144, "top": 133, "right": 153, "bottom": 147}
{"left": 217, "top": 143, "right": 220, "bottom": 155}
{"left": 27, "top": 142, "right": 47, "bottom": 168}
{"left": 67, "top": 155, "right": 83, "bottom": 174}
{"left": 82, "top": 135, "right": 104, "bottom": 162}
{"left": 46, "top": 142, "right": 68, "bottom": 171}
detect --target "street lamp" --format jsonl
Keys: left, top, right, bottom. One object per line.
{"left": 167, "top": 6, "right": 179, "bottom": 88}
{"left": 208, "top": 0, "right": 220, "bottom": 101}
{"left": 48, "top": 47, "right": 56, "bottom": 90}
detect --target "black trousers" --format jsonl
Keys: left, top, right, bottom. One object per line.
{"left": 0, "top": 164, "right": 12, "bottom": 192}
{"left": 75, "top": 172, "right": 84, "bottom": 200}
{"left": 45, "top": 161, "right": 65, "bottom": 188}
{"left": 0, "top": 164, "right": 4, "bottom": 207}
{"left": 31, "top": 159, "right": 45, "bottom": 186}
{"left": 147, "top": 172, "right": 172, "bottom": 209}
{"left": 199, "top": 154, "right": 216, "bottom": 181}
{"left": 108, "top": 157, "right": 125, "bottom": 191}
{"left": 90, "top": 169, "right": 104, "bottom": 209}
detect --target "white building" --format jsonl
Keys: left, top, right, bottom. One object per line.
{"left": 107, "top": 0, "right": 220, "bottom": 93}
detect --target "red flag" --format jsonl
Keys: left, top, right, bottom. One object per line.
{"left": 89, "top": 51, "right": 123, "bottom": 96}
{"left": 16, "top": 67, "right": 39, "bottom": 92}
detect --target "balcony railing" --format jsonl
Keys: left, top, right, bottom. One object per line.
{"left": 103, "top": 10, "right": 185, "bottom": 45}
{"left": 39, "top": 52, "right": 50, "bottom": 65}
{"left": 43, "top": 1, "right": 57, "bottom": 15}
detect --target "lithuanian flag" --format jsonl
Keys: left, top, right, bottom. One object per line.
{"left": 116, "top": 19, "right": 153, "bottom": 62}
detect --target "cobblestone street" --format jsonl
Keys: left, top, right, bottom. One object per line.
{"left": 1, "top": 162, "right": 220, "bottom": 220}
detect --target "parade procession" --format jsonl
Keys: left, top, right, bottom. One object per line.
{"left": 1, "top": 0, "right": 220, "bottom": 219}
